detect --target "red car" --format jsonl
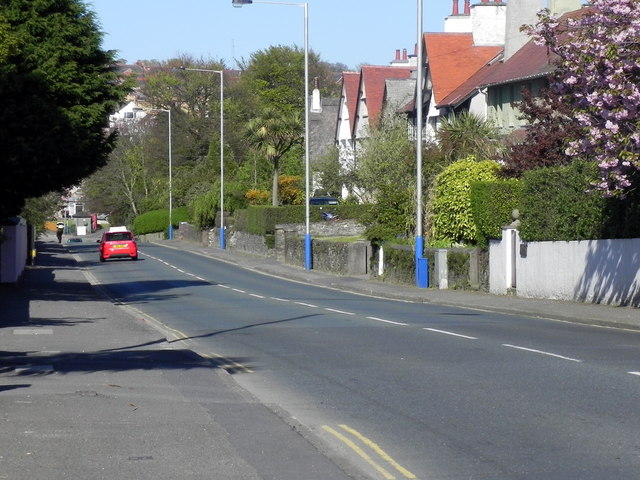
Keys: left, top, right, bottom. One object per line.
{"left": 98, "top": 229, "right": 138, "bottom": 262}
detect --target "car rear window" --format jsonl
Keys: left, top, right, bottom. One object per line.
{"left": 105, "top": 232, "right": 133, "bottom": 241}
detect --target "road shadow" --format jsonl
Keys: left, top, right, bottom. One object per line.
{"left": 1, "top": 240, "right": 248, "bottom": 377}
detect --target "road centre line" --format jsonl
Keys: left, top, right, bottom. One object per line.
{"left": 502, "top": 344, "right": 581, "bottom": 362}
{"left": 325, "top": 308, "right": 355, "bottom": 315}
{"left": 424, "top": 327, "right": 477, "bottom": 340}
{"left": 250, "top": 293, "right": 265, "bottom": 299}
{"left": 628, "top": 371, "right": 640, "bottom": 377}
{"left": 271, "top": 297, "right": 290, "bottom": 302}
{"left": 232, "top": 288, "right": 246, "bottom": 294}
{"left": 295, "top": 302, "right": 318, "bottom": 308}
{"left": 367, "top": 316, "right": 408, "bottom": 326}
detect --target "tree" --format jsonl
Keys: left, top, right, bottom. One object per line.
{"left": 524, "top": 0, "right": 640, "bottom": 195}
{"left": 356, "top": 113, "right": 416, "bottom": 202}
{"left": 238, "top": 45, "right": 341, "bottom": 113}
{"left": 142, "top": 56, "right": 227, "bottom": 164}
{"left": 244, "top": 108, "right": 304, "bottom": 206}
{"left": 501, "top": 88, "right": 581, "bottom": 177}
{"left": 0, "top": 0, "right": 129, "bottom": 220}
{"left": 436, "top": 112, "right": 504, "bottom": 163}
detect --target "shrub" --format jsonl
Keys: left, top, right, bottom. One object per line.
{"left": 470, "top": 179, "right": 522, "bottom": 247}
{"left": 191, "top": 190, "right": 218, "bottom": 230}
{"left": 520, "top": 161, "right": 606, "bottom": 241}
{"left": 430, "top": 158, "right": 501, "bottom": 245}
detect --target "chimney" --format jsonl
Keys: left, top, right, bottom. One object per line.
{"left": 464, "top": 0, "right": 471, "bottom": 15}
{"left": 504, "top": 0, "right": 544, "bottom": 60}
{"left": 403, "top": 49, "right": 408, "bottom": 61}
{"left": 395, "top": 49, "right": 401, "bottom": 61}
{"left": 452, "top": 0, "right": 459, "bottom": 16}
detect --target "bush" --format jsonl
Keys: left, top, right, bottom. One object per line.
{"left": 470, "top": 179, "right": 522, "bottom": 247}
{"left": 520, "top": 161, "right": 605, "bottom": 241}
{"left": 191, "top": 189, "right": 218, "bottom": 230}
{"left": 361, "top": 185, "right": 414, "bottom": 245}
{"left": 132, "top": 207, "right": 189, "bottom": 236}
{"left": 431, "top": 158, "right": 501, "bottom": 245}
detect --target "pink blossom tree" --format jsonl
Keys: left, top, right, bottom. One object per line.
{"left": 526, "top": 0, "right": 640, "bottom": 195}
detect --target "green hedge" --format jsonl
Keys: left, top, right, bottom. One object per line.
{"left": 519, "top": 161, "right": 606, "bottom": 241}
{"left": 132, "top": 207, "right": 189, "bottom": 236}
{"left": 470, "top": 179, "right": 522, "bottom": 247}
{"left": 241, "top": 204, "right": 373, "bottom": 235}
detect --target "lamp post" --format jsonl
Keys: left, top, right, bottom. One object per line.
{"left": 180, "top": 67, "right": 226, "bottom": 249}
{"left": 232, "top": 0, "right": 312, "bottom": 270}
{"left": 157, "top": 108, "right": 173, "bottom": 240}
{"left": 415, "top": 0, "right": 427, "bottom": 288}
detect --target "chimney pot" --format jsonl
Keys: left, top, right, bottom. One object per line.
{"left": 452, "top": 0, "right": 459, "bottom": 16}
{"left": 464, "top": 0, "right": 471, "bottom": 14}
{"left": 395, "top": 49, "right": 401, "bottom": 60}
{"left": 403, "top": 48, "right": 408, "bottom": 60}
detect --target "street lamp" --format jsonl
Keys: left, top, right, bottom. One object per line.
{"left": 157, "top": 108, "right": 173, "bottom": 240}
{"left": 232, "top": 0, "right": 312, "bottom": 270}
{"left": 415, "top": 0, "right": 427, "bottom": 288}
{"left": 180, "top": 66, "right": 226, "bottom": 249}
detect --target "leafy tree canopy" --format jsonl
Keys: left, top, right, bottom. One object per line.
{"left": 238, "top": 45, "right": 341, "bottom": 113}
{"left": 0, "top": 0, "right": 130, "bottom": 220}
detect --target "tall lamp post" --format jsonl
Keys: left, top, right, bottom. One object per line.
{"left": 232, "top": 0, "right": 312, "bottom": 270}
{"left": 180, "top": 67, "right": 226, "bottom": 249}
{"left": 157, "top": 108, "right": 173, "bottom": 240}
{"left": 415, "top": 0, "right": 427, "bottom": 288}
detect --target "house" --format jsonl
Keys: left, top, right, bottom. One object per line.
{"left": 335, "top": 60, "right": 414, "bottom": 199}
{"left": 109, "top": 100, "right": 148, "bottom": 128}
{"left": 421, "top": 0, "right": 506, "bottom": 139}
{"left": 435, "top": 0, "right": 583, "bottom": 134}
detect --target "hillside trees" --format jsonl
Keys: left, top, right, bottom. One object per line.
{"left": 0, "top": 0, "right": 129, "bottom": 220}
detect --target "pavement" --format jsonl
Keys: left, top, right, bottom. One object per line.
{"left": 1, "top": 233, "right": 638, "bottom": 479}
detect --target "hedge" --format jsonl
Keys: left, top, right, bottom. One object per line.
{"left": 519, "top": 161, "right": 606, "bottom": 241}
{"left": 241, "top": 204, "right": 373, "bottom": 235}
{"left": 470, "top": 179, "right": 522, "bottom": 247}
{"left": 132, "top": 207, "right": 189, "bottom": 236}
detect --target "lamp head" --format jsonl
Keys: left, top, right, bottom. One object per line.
{"left": 232, "top": 0, "right": 253, "bottom": 7}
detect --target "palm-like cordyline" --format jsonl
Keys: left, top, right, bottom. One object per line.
{"left": 245, "top": 108, "right": 303, "bottom": 205}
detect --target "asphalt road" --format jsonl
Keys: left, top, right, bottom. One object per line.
{"left": 73, "top": 239, "right": 640, "bottom": 480}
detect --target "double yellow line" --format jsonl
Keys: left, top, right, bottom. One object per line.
{"left": 322, "top": 424, "right": 416, "bottom": 480}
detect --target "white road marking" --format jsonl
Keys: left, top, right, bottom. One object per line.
{"left": 367, "top": 316, "right": 408, "bottom": 326}
{"left": 502, "top": 344, "right": 581, "bottom": 362}
{"left": 295, "top": 302, "right": 318, "bottom": 308}
{"left": 232, "top": 288, "right": 246, "bottom": 293}
{"left": 325, "top": 308, "right": 355, "bottom": 315}
{"left": 424, "top": 328, "right": 477, "bottom": 340}
{"left": 271, "top": 297, "right": 290, "bottom": 302}
{"left": 250, "top": 293, "right": 266, "bottom": 299}
{"left": 628, "top": 371, "right": 640, "bottom": 377}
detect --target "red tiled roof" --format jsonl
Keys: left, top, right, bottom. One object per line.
{"left": 438, "top": 6, "right": 593, "bottom": 106}
{"left": 359, "top": 65, "right": 412, "bottom": 128}
{"left": 342, "top": 72, "right": 361, "bottom": 136}
{"left": 425, "top": 33, "right": 502, "bottom": 104}
{"left": 479, "top": 40, "right": 554, "bottom": 88}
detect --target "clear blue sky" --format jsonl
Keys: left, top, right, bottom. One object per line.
{"left": 87, "top": 0, "right": 453, "bottom": 70}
